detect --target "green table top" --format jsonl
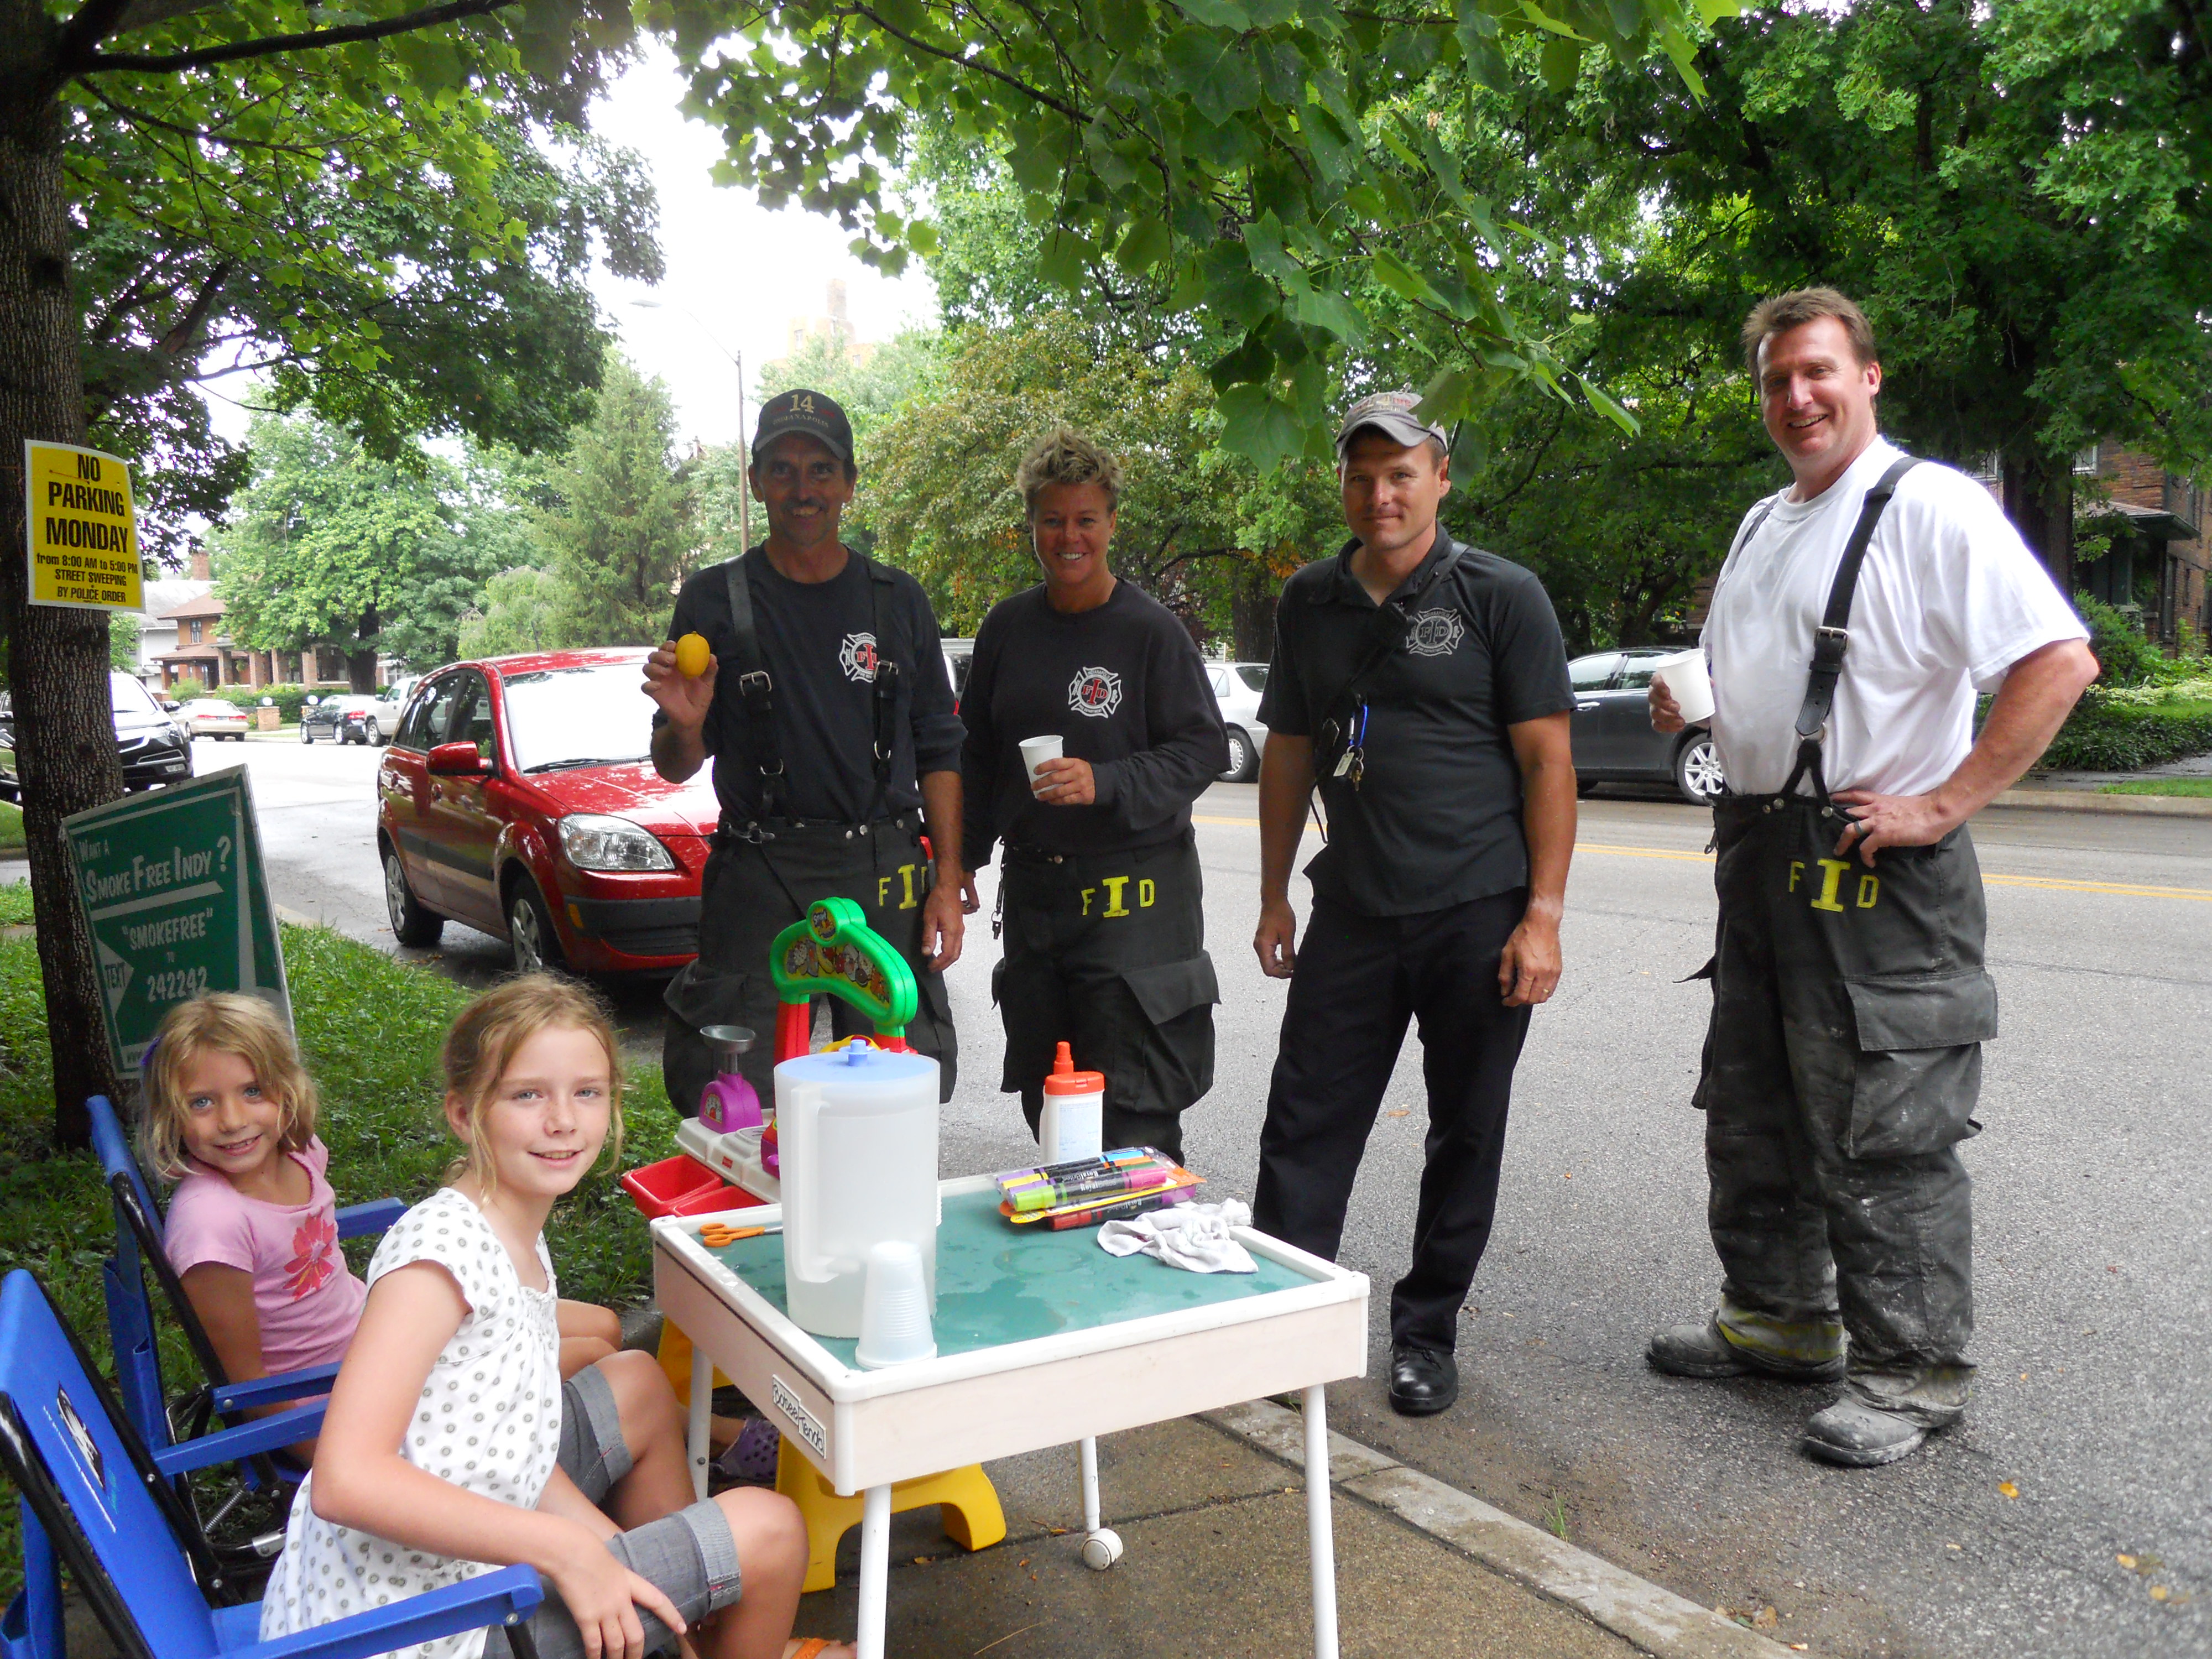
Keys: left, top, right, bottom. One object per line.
{"left": 706, "top": 1188, "right": 1311, "bottom": 1368}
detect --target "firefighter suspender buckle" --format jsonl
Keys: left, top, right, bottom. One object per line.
{"left": 1778, "top": 455, "right": 1922, "bottom": 807}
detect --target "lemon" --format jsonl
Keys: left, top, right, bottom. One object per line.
{"left": 675, "top": 632, "right": 711, "bottom": 677}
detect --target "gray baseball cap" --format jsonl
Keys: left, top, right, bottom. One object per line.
{"left": 1334, "top": 389, "right": 1448, "bottom": 457}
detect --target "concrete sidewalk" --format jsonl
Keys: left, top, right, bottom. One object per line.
{"left": 796, "top": 1407, "right": 1790, "bottom": 1658}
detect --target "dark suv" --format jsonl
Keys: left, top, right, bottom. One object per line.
{"left": 0, "top": 675, "right": 194, "bottom": 800}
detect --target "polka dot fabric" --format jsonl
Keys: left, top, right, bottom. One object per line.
{"left": 260, "top": 1188, "right": 564, "bottom": 1659}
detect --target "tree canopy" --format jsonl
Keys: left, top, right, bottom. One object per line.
{"left": 668, "top": 0, "right": 1732, "bottom": 467}
{"left": 1567, "top": 0, "right": 2212, "bottom": 574}
{"left": 67, "top": 29, "right": 659, "bottom": 559}
{"left": 212, "top": 413, "right": 498, "bottom": 686}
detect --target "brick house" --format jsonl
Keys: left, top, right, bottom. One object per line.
{"left": 152, "top": 589, "right": 356, "bottom": 691}
{"left": 2070, "top": 444, "right": 2208, "bottom": 650}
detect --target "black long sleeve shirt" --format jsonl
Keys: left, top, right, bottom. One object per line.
{"left": 961, "top": 581, "right": 1229, "bottom": 864}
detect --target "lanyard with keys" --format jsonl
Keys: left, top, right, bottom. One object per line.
{"left": 1331, "top": 697, "right": 1369, "bottom": 787}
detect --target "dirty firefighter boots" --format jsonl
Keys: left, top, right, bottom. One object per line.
{"left": 1646, "top": 1315, "right": 1846, "bottom": 1383}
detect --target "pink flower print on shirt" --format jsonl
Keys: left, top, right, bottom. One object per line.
{"left": 284, "top": 1210, "right": 338, "bottom": 1299}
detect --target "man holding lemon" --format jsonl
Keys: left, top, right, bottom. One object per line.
{"left": 644, "top": 389, "right": 966, "bottom": 1114}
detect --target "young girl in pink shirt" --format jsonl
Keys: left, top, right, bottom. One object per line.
{"left": 145, "top": 992, "right": 623, "bottom": 1453}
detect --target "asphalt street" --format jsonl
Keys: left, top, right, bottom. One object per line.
{"left": 206, "top": 732, "right": 2210, "bottom": 1658}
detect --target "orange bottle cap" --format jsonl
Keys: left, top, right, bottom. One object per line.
{"left": 1043, "top": 1039, "right": 1104, "bottom": 1095}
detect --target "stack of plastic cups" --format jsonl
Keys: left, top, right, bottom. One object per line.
{"left": 854, "top": 1240, "right": 936, "bottom": 1368}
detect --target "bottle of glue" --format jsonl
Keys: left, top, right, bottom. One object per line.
{"left": 1040, "top": 1041, "right": 1105, "bottom": 1164}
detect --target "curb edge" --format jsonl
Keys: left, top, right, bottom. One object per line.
{"left": 1201, "top": 1400, "right": 1792, "bottom": 1659}
{"left": 1991, "top": 787, "right": 2212, "bottom": 816}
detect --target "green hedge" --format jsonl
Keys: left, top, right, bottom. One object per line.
{"left": 207, "top": 682, "right": 313, "bottom": 722}
{"left": 2039, "top": 694, "right": 2212, "bottom": 773}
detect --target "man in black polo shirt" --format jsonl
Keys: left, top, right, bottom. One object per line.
{"left": 643, "top": 389, "right": 964, "bottom": 1113}
{"left": 1253, "top": 390, "right": 1577, "bottom": 1417}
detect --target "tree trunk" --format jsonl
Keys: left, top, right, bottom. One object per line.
{"left": 346, "top": 648, "right": 378, "bottom": 692}
{"left": 1, "top": 18, "right": 127, "bottom": 1149}
{"left": 1230, "top": 571, "right": 1278, "bottom": 664}
{"left": 2001, "top": 451, "right": 2075, "bottom": 597}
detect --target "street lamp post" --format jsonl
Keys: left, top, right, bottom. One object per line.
{"left": 630, "top": 299, "right": 752, "bottom": 550}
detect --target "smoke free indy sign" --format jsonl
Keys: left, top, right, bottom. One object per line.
{"left": 64, "top": 768, "right": 291, "bottom": 1072}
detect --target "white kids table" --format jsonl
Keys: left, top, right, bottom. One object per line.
{"left": 651, "top": 1175, "right": 1369, "bottom": 1659}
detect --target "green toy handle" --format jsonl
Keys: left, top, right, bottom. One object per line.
{"left": 768, "top": 897, "right": 917, "bottom": 1061}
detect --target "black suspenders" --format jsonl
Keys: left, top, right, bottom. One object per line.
{"left": 1775, "top": 455, "right": 1922, "bottom": 805}
{"left": 719, "top": 550, "right": 904, "bottom": 826}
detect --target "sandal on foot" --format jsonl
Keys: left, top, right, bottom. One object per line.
{"left": 713, "top": 1417, "right": 781, "bottom": 1484}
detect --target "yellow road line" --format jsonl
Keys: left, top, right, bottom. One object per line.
{"left": 1194, "top": 820, "right": 2212, "bottom": 903}
{"left": 1980, "top": 872, "right": 2212, "bottom": 903}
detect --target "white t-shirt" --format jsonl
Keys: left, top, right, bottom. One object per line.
{"left": 1701, "top": 436, "right": 2086, "bottom": 798}
{"left": 260, "top": 1188, "right": 563, "bottom": 1659}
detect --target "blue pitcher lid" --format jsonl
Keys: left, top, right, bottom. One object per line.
{"left": 775, "top": 1041, "right": 936, "bottom": 1083}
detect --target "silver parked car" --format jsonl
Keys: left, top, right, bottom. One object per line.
{"left": 1208, "top": 662, "right": 1270, "bottom": 782}
{"left": 1568, "top": 648, "right": 1725, "bottom": 805}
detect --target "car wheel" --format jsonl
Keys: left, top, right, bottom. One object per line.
{"left": 1222, "top": 727, "right": 1259, "bottom": 783}
{"left": 300, "top": 722, "right": 313, "bottom": 744}
{"left": 507, "top": 875, "right": 566, "bottom": 975}
{"left": 383, "top": 847, "right": 444, "bottom": 947}
{"left": 364, "top": 718, "right": 382, "bottom": 745}
{"left": 1675, "top": 734, "right": 1726, "bottom": 805}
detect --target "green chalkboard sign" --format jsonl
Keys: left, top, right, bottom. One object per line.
{"left": 62, "top": 766, "right": 290, "bottom": 1073}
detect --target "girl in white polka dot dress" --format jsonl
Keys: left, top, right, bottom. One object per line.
{"left": 262, "top": 975, "right": 852, "bottom": 1659}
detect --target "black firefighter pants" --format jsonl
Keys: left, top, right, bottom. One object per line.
{"left": 1253, "top": 889, "right": 1531, "bottom": 1354}
{"left": 661, "top": 816, "right": 957, "bottom": 1116}
{"left": 993, "top": 833, "right": 1219, "bottom": 1164}
{"left": 1696, "top": 795, "right": 1995, "bottom": 1408}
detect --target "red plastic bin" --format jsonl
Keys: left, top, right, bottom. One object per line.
{"left": 619, "top": 1153, "right": 763, "bottom": 1220}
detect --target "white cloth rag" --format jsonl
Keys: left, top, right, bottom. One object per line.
{"left": 1097, "top": 1199, "right": 1256, "bottom": 1274}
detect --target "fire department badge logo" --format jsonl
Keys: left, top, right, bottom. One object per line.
{"left": 837, "top": 631, "right": 880, "bottom": 684}
{"left": 1068, "top": 665, "right": 1123, "bottom": 718}
{"left": 1406, "top": 608, "right": 1465, "bottom": 658}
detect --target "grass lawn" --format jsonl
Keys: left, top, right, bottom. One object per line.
{"left": 0, "top": 923, "right": 677, "bottom": 1593}
{"left": 2099, "top": 776, "right": 2212, "bottom": 797}
{"left": 0, "top": 882, "right": 32, "bottom": 926}
{"left": 0, "top": 804, "right": 22, "bottom": 855}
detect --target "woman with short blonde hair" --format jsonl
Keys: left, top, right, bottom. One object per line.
{"left": 956, "top": 428, "right": 1229, "bottom": 1160}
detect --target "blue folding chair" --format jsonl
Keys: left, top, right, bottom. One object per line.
{"left": 0, "top": 1269, "right": 542, "bottom": 1659}
{"left": 86, "top": 1095, "right": 404, "bottom": 1460}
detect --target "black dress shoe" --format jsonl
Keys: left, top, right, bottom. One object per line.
{"left": 1388, "top": 1344, "right": 1458, "bottom": 1416}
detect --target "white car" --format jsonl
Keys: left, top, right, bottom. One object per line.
{"left": 1208, "top": 662, "right": 1270, "bottom": 781}
{"left": 180, "top": 698, "right": 251, "bottom": 740}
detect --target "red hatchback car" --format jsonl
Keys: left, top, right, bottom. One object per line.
{"left": 376, "top": 649, "right": 719, "bottom": 975}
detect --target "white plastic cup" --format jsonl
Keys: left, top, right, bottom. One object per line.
{"left": 1650, "top": 650, "right": 1715, "bottom": 726}
{"left": 854, "top": 1239, "right": 937, "bottom": 1369}
{"left": 1019, "top": 734, "right": 1065, "bottom": 790}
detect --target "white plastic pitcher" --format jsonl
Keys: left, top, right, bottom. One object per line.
{"left": 776, "top": 1043, "right": 940, "bottom": 1338}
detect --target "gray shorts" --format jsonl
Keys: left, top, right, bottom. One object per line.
{"left": 482, "top": 1365, "right": 742, "bottom": 1659}
{"left": 557, "top": 1363, "right": 635, "bottom": 1504}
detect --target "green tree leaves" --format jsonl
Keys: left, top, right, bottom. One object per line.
{"left": 665, "top": 0, "right": 1730, "bottom": 463}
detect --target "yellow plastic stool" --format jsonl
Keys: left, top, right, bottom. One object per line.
{"left": 775, "top": 1436, "right": 1006, "bottom": 1593}
{"left": 659, "top": 1319, "right": 1005, "bottom": 1589}
{"left": 654, "top": 1321, "right": 725, "bottom": 1400}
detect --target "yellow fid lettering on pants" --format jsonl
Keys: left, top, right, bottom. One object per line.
{"left": 1786, "top": 858, "right": 1880, "bottom": 912}
{"left": 1078, "top": 874, "right": 1162, "bottom": 918}
{"left": 876, "top": 864, "right": 921, "bottom": 911}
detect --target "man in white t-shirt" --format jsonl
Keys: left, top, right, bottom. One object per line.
{"left": 1646, "top": 288, "right": 2098, "bottom": 1468}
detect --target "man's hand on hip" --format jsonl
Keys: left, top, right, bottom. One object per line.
{"left": 921, "top": 879, "right": 966, "bottom": 973}
{"left": 1498, "top": 910, "right": 1562, "bottom": 1008}
{"left": 1254, "top": 895, "right": 1299, "bottom": 979}
{"left": 1830, "top": 790, "right": 1968, "bottom": 865}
